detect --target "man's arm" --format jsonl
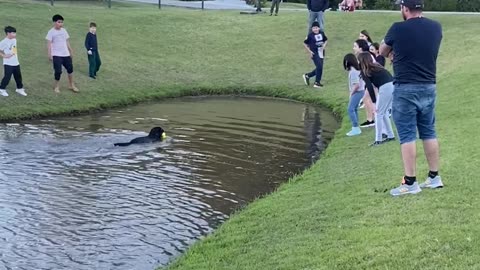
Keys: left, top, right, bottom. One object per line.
{"left": 380, "top": 41, "right": 392, "bottom": 57}
{"left": 380, "top": 23, "right": 395, "bottom": 57}
{"left": 307, "top": 0, "right": 312, "bottom": 10}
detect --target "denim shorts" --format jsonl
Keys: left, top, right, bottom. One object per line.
{"left": 392, "top": 84, "right": 437, "bottom": 144}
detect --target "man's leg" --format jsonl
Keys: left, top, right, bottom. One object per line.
{"left": 416, "top": 85, "right": 443, "bottom": 188}
{"left": 423, "top": 139, "right": 439, "bottom": 172}
{"left": 275, "top": 0, "right": 280, "bottom": 14}
{"left": 316, "top": 11, "right": 325, "bottom": 31}
{"left": 401, "top": 142, "right": 417, "bottom": 176}
{"left": 307, "top": 12, "right": 316, "bottom": 34}
{"left": 390, "top": 86, "right": 421, "bottom": 196}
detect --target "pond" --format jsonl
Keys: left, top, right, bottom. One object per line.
{"left": 0, "top": 96, "right": 338, "bottom": 270}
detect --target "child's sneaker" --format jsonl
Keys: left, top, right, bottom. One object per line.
{"left": 313, "top": 82, "right": 323, "bottom": 88}
{"left": 346, "top": 127, "right": 361, "bottom": 136}
{"left": 0, "top": 89, "right": 8, "bottom": 97}
{"left": 419, "top": 175, "right": 444, "bottom": 189}
{"left": 360, "top": 120, "right": 375, "bottom": 127}
{"left": 16, "top": 88, "right": 27, "bottom": 96}
{"left": 370, "top": 141, "right": 384, "bottom": 146}
{"left": 390, "top": 179, "right": 422, "bottom": 196}
{"left": 303, "top": 74, "right": 310, "bottom": 86}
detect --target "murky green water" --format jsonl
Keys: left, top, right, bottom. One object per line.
{"left": 0, "top": 96, "right": 338, "bottom": 270}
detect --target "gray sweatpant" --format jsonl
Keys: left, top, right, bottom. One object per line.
{"left": 375, "top": 82, "right": 395, "bottom": 142}
{"left": 270, "top": 0, "right": 281, "bottom": 14}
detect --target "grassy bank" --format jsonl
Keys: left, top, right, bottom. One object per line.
{"left": 1, "top": 1, "right": 480, "bottom": 269}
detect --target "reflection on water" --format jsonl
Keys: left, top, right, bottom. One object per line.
{"left": 0, "top": 96, "right": 338, "bottom": 270}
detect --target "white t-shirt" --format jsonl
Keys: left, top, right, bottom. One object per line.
{"left": 0, "top": 38, "right": 19, "bottom": 66}
{"left": 46, "top": 28, "right": 70, "bottom": 57}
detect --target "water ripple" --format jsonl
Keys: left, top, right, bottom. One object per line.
{"left": 0, "top": 97, "right": 337, "bottom": 270}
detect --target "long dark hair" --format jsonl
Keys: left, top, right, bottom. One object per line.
{"left": 360, "top": 30, "right": 373, "bottom": 43}
{"left": 343, "top": 53, "right": 359, "bottom": 71}
{"left": 355, "top": 39, "right": 370, "bottom": 53}
{"left": 358, "top": 52, "right": 385, "bottom": 77}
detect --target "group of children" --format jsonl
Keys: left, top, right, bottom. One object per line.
{"left": 0, "top": 14, "right": 101, "bottom": 97}
{"left": 344, "top": 30, "right": 396, "bottom": 146}
{"left": 301, "top": 25, "right": 395, "bottom": 146}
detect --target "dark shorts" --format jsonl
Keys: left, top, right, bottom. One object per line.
{"left": 53, "top": 56, "right": 73, "bottom": 79}
{"left": 392, "top": 84, "right": 437, "bottom": 144}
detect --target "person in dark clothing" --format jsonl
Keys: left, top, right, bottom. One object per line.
{"left": 307, "top": 0, "right": 329, "bottom": 33}
{"left": 84, "top": 22, "right": 101, "bottom": 79}
{"left": 380, "top": 0, "right": 443, "bottom": 196}
{"left": 370, "top": 42, "right": 386, "bottom": 67}
{"left": 270, "top": 0, "right": 281, "bottom": 16}
{"left": 358, "top": 52, "right": 395, "bottom": 146}
{"left": 302, "top": 22, "right": 328, "bottom": 88}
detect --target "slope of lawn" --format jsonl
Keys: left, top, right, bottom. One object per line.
{"left": 0, "top": 1, "right": 479, "bottom": 269}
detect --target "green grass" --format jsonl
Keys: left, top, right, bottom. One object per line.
{"left": 1, "top": 1, "right": 480, "bottom": 269}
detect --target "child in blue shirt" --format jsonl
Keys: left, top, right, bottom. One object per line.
{"left": 302, "top": 22, "right": 328, "bottom": 88}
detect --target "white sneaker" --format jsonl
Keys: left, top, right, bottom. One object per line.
{"left": 419, "top": 175, "right": 444, "bottom": 189}
{"left": 16, "top": 88, "right": 27, "bottom": 96}
{"left": 0, "top": 89, "right": 8, "bottom": 97}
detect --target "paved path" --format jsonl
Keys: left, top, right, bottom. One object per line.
{"left": 118, "top": 0, "right": 255, "bottom": 10}
{"left": 118, "top": 0, "right": 479, "bottom": 14}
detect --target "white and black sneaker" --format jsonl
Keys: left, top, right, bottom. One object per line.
{"left": 360, "top": 120, "right": 375, "bottom": 128}
{"left": 313, "top": 82, "right": 323, "bottom": 88}
{"left": 303, "top": 74, "right": 310, "bottom": 86}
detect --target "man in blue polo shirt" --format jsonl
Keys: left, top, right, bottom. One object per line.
{"left": 380, "top": 0, "right": 443, "bottom": 196}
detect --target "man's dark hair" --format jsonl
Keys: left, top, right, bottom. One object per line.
{"left": 343, "top": 53, "right": 360, "bottom": 71}
{"left": 90, "top": 22, "right": 97, "bottom": 28}
{"left": 4, "top": 26, "right": 16, "bottom": 34}
{"left": 52, "top": 14, "right": 64, "bottom": 22}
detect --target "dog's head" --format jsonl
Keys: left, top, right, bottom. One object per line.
{"left": 148, "top": 127, "right": 167, "bottom": 140}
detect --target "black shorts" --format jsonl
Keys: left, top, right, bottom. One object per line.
{"left": 53, "top": 56, "right": 73, "bottom": 75}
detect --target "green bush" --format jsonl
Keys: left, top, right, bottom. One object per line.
{"left": 374, "top": 0, "right": 394, "bottom": 9}
{"left": 457, "top": 0, "right": 480, "bottom": 11}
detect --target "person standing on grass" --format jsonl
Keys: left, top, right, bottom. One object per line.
{"left": 343, "top": 53, "right": 364, "bottom": 136}
{"left": 353, "top": 39, "right": 376, "bottom": 127}
{"left": 0, "top": 26, "right": 27, "bottom": 97}
{"left": 307, "top": 0, "right": 329, "bottom": 33}
{"left": 358, "top": 52, "right": 395, "bottom": 146}
{"left": 370, "top": 42, "right": 386, "bottom": 67}
{"left": 359, "top": 30, "right": 373, "bottom": 47}
{"left": 302, "top": 22, "right": 328, "bottom": 88}
{"left": 85, "top": 22, "right": 101, "bottom": 79}
{"left": 46, "top": 14, "right": 79, "bottom": 93}
{"left": 380, "top": 0, "right": 443, "bottom": 196}
{"left": 270, "top": 0, "right": 281, "bottom": 16}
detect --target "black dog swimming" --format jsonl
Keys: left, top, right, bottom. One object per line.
{"left": 114, "top": 127, "right": 167, "bottom": 147}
